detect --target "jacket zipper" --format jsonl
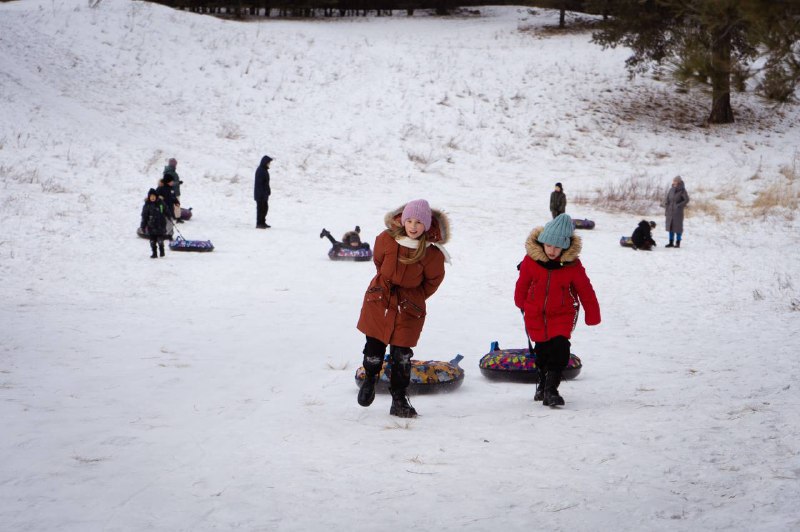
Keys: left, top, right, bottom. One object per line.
{"left": 543, "top": 270, "right": 551, "bottom": 339}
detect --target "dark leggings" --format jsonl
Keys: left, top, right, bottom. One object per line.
{"left": 363, "top": 336, "right": 413, "bottom": 395}
{"left": 535, "top": 336, "right": 571, "bottom": 372}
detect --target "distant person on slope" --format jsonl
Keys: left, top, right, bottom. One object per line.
{"left": 550, "top": 182, "right": 567, "bottom": 219}
{"left": 140, "top": 188, "right": 169, "bottom": 258}
{"left": 163, "top": 158, "right": 184, "bottom": 223}
{"left": 631, "top": 220, "right": 657, "bottom": 251}
{"left": 514, "top": 213, "right": 601, "bottom": 407}
{"left": 356, "top": 199, "right": 450, "bottom": 418}
{"left": 156, "top": 174, "right": 179, "bottom": 236}
{"left": 664, "top": 175, "right": 690, "bottom": 248}
{"left": 254, "top": 155, "right": 272, "bottom": 229}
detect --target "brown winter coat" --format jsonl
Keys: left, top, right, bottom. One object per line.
{"left": 356, "top": 206, "right": 449, "bottom": 347}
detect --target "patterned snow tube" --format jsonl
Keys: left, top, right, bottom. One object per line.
{"left": 573, "top": 218, "right": 595, "bottom": 230}
{"left": 355, "top": 354, "right": 464, "bottom": 394}
{"left": 479, "top": 342, "right": 582, "bottom": 382}
{"left": 329, "top": 244, "right": 373, "bottom": 262}
{"left": 169, "top": 236, "right": 214, "bottom": 252}
{"left": 620, "top": 235, "right": 634, "bottom": 247}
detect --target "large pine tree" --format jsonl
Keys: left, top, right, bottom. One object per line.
{"left": 590, "top": 0, "right": 800, "bottom": 124}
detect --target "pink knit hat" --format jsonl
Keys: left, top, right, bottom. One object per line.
{"left": 401, "top": 199, "right": 432, "bottom": 231}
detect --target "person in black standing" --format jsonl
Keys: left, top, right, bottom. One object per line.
{"left": 549, "top": 182, "right": 567, "bottom": 219}
{"left": 140, "top": 189, "right": 169, "bottom": 258}
{"left": 156, "top": 174, "right": 178, "bottom": 237}
{"left": 254, "top": 155, "right": 272, "bottom": 229}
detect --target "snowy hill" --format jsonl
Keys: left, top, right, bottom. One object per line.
{"left": 1, "top": 1, "right": 799, "bottom": 530}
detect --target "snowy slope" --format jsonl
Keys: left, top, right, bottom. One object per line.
{"left": 1, "top": 1, "right": 799, "bottom": 530}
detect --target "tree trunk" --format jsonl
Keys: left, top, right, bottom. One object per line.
{"left": 708, "top": 23, "right": 735, "bottom": 124}
{"left": 559, "top": 6, "right": 566, "bottom": 28}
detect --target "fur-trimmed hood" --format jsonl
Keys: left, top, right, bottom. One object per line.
{"left": 384, "top": 203, "right": 450, "bottom": 245}
{"left": 525, "top": 226, "right": 582, "bottom": 263}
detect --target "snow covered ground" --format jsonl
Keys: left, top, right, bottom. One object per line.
{"left": 1, "top": 1, "right": 799, "bottom": 530}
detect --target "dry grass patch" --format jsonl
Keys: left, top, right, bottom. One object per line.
{"left": 572, "top": 174, "right": 663, "bottom": 213}
{"left": 686, "top": 198, "right": 722, "bottom": 221}
{"left": 751, "top": 182, "right": 800, "bottom": 216}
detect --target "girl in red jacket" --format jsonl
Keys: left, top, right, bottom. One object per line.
{"left": 514, "top": 213, "right": 601, "bottom": 407}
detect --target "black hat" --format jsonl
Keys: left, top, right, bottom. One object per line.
{"left": 649, "top": 220, "right": 656, "bottom": 228}
{"left": 555, "top": 182, "right": 563, "bottom": 189}
{"left": 148, "top": 188, "right": 157, "bottom": 196}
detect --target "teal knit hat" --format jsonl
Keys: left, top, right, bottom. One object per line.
{"left": 538, "top": 213, "right": 574, "bottom": 249}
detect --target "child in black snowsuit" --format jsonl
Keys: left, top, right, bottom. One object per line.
{"left": 631, "top": 220, "right": 657, "bottom": 251}
{"left": 141, "top": 188, "right": 169, "bottom": 258}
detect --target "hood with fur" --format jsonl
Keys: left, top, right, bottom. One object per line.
{"left": 384, "top": 203, "right": 450, "bottom": 245}
{"left": 525, "top": 226, "right": 582, "bottom": 263}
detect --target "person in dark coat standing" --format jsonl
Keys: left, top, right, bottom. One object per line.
{"left": 254, "top": 155, "right": 272, "bottom": 229}
{"left": 140, "top": 189, "right": 169, "bottom": 258}
{"left": 156, "top": 174, "right": 178, "bottom": 234}
{"left": 664, "top": 176, "right": 690, "bottom": 248}
{"left": 631, "top": 220, "right": 657, "bottom": 250}
{"left": 549, "top": 182, "right": 567, "bottom": 219}
{"left": 163, "top": 158, "right": 183, "bottom": 222}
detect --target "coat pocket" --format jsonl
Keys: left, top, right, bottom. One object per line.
{"left": 365, "top": 286, "right": 385, "bottom": 303}
{"left": 399, "top": 299, "right": 425, "bottom": 319}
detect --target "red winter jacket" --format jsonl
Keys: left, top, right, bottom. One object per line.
{"left": 514, "top": 227, "right": 601, "bottom": 342}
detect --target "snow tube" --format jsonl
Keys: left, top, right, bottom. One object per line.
{"left": 355, "top": 354, "right": 464, "bottom": 394}
{"left": 169, "top": 235, "right": 214, "bottom": 252}
{"left": 329, "top": 244, "right": 373, "bottom": 262}
{"left": 180, "top": 207, "right": 192, "bottom": 221}
{"left": 573, "top": 218, "right": 595, "bottom": 230}
{"left": 479, "top": 341, "right": 582, "bottom": 382}
{"left": 620, "top": 236, "right": 634, "bottom": 247}
{"left": 137, "top": 227, "right": 173, "bottom": 240}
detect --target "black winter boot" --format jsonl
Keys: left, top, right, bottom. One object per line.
{"left": 320, "top": 229, "right": 337, "bottom": 245}
{"left": 358, "top": 373, "right": 379, "bottom": 407}
{"left": 390, "top": 391, "right": 418, "bottom": 418}
{"left": 675, "top": 240, "right": 681, "bottom": 248}
{"left": 543, "top": 370, "right": 565, "bottom": 407}
{"left": 357, "top": 354, "right": 383, "bottom": 407}
{"left": 389, "top": 347, "right": 417, "bottom": 417}
{"left": 150, "top": 242, "right": 158, "bottom": 259}
{"left": 533, "top": 368, "right": 547, "bottom": 401}
{"left": 158, "top": 242, "right": 165, "bottom": 257}
{"left": 665, "top": 241, "right": 674, "bottom": 248}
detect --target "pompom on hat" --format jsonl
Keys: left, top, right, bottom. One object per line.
{"left": 401, "top": 199, "right": 432, "bottom": 231}
{"left": 537, "top": 213, "right": 574, "bottom": 249}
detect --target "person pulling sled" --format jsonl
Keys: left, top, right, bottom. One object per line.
{"left": 514, "top": 214, "right": 601, "bottom": 407}
{"left": 356, "top": 199, "right": 450, "bottom": 418}
{"left": 141, "top": 188, "right": 169, "bottom": 258}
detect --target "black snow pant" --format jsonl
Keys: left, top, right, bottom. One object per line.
{"left": 534, "top": 336, "right": 571, "bottom": 372}
{"left": 362, "top": 336, "right": 413, "bottom": 394}
{"left": 149, "top": 236, "right": 165, "bottom": 256}
{"left": 256, "top": 198, "right": 269, "bottom": 226}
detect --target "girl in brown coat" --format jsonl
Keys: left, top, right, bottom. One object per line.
{"left": 356, "top": 199, "right": 450, "bottom": 418}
